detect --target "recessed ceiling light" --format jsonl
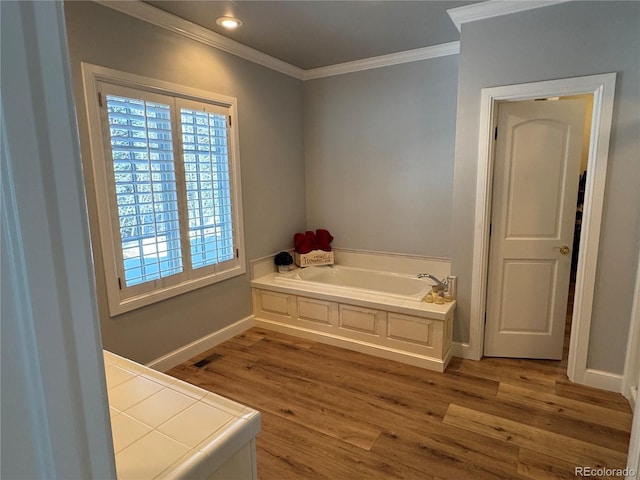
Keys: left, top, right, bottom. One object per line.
{"left": 216, "top": 16, "right": 243, "bottom": 30}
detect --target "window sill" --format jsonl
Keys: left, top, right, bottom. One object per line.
{"left": 108, "top": 264, "right": 246, "bottom": 317}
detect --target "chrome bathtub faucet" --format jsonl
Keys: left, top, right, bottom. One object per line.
{"left": 416, "top": 273, "right": 448, "bottom": 289}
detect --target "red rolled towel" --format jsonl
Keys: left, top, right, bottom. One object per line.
{"left": 293, "top": 232, "right": 305, "bottom": 252}
{"left": 293, "top": 231, "right": 314, "bottom": 254}
{"left": 315, "top": 229, "right": 334, "bottom": 252}
{"left": 305, "top": 230, "right": 319, "bottom": 251}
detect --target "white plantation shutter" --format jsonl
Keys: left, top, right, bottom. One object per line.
{"left": 89, "top": 74, "right": 244, "bottom": 315}
{"left": 105, "top": 94, "right": 184, "bottom": 287}
{"left": 179, "top": 103, "right": 235, "bottom": 270}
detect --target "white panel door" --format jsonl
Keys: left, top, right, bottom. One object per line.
{"left": 484, "top": 99, "right": 586, "bottom": 359}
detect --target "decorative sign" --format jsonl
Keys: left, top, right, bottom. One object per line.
{"left": 294, "top": 250, "right": 334, "bottom": 267}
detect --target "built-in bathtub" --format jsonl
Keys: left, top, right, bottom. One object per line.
{"left": 251, "top": 256, "right": 455, "bottom": 372}
{"left": 275, "top": 265, "right": 432, "bottom": 301}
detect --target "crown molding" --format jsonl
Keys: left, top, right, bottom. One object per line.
{"left": 93, "top": 1, "right": 459, "bottom": 81}
{"left": 447, "top": 0, "right": 572, "bottom": 32}
{"left": 302, "top": 42, "right": 460, "bottom": 81}
{"left": 93, "top": 0, "right": 305, "bottom": 80}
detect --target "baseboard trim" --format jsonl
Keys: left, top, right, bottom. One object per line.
{"left": 582, "top": 368, "right": 624, "bottom": 394}
{"left": 451, "top": 342, "right": 627, "bottom": 396}
{"left": 254, "top": 317, "right": 449, "bottom": 372}
{"left": 146, "top": 315, "right": 255, "bottom": 372}
{"left": 627, "top": 385, "right": 638, "bottom": 412}
{"left": 451, "top": 341, "right": 474, "bottom": 359}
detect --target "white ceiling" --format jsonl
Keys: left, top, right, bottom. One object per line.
{"left": 143, "top": 1, "right": 482, "bottom": 70}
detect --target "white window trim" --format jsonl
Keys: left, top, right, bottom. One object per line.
{"left": 81, "top": 63, "right": 245, "bottom": 316}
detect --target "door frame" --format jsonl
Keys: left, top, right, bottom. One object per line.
{"left": 623, "top": 252, "right": 640, "bottom": 408}
{"left": 468, "top": 73, "right": 617, "bottom": 388}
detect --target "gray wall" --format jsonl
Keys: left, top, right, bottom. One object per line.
{"left": 303, "top": 57, "right": 458, "bottom": 257}
{"left": 64, "top": 2, "right": 306, "bottom": 363}
{"left": 65, "top": 0, "right": 639, "bottom": 375}
{"left": 451, "top": 1, "right": 640, "bottom": 372}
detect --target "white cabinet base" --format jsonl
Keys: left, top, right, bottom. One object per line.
{"left": 208, "top": 441, "right": 257, "bottom": 480}
{"left": 252, "top": 288, "right": 453, "bottom": 372}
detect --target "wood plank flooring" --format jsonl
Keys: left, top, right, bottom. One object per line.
{"left": 167, "top": 328, "right": 632, "bottom": 479}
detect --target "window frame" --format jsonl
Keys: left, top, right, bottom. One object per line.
{"left": 82, "top": 63, "right": 245, "bottom": 316}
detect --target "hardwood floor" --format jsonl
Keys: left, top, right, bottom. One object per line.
{"left": 167, "top": 328, "right": 632, "bottom": 479}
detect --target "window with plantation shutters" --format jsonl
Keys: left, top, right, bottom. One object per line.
{"left": 83, "top": 65, "right": 245, "bottom": 316}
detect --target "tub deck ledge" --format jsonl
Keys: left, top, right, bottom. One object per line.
{"left": 251, "top": 271, "right": 455, "bottom": 321}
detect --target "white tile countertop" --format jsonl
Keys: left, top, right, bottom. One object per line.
{"left": 104, "top": 350, "right": 261, "bottom": 479}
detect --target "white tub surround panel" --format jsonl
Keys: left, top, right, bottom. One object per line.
{"left": 332, "top": 249, "right": 451, "bottom": 278}
{"left": 104, "top": 351, "right": 260, "bottom": 479}
{"left": 251, "top": 272, "right": 455, "bottom": 372}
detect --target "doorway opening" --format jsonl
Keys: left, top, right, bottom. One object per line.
{"left": 483, "top": 94, "right": 593, "bottom": 366}
{"left": 468, "top": 73, "right": 617, "bottom": 388}
{"left": 563, "top": 93, "right": 593, "bottom": 367}
{"left": 563, "top": 167, "right": 587, "bottom": 367}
